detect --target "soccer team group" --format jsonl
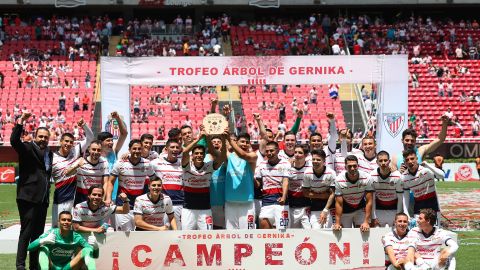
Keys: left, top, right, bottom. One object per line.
{"left": 15, "top": 102, "right": 458, "bottom": 270}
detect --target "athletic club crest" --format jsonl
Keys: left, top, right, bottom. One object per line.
{"left": 383, "top": 113, "right": 405, "bottom": 138}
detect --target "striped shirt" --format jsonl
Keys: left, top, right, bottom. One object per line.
{"left": 382, "top": 228, "right": 415, "bottom": 264}
{"left": 52, "top": 144, "right": 83, "bottom": 204}
{"left": 111, "top": 158, "right": 155, "bottom": 208}
{"left": 72, "top": 201, "right": 116, "bottom": 228}
{"left": 151, "top": 157, "right": 184, "bottom": 205}
{"left": 302, "top": 166, "right": 336, "bottom": 211}
{"left": 182, "top": 161, "right": 214, "bottom": 210}
{"left": 333, "top": 148, "right": 363, "bottom": 175}
{"left": 401, "top": 166, "right": 439, "bottom": 213}
{"left": 255, "top": 158, "right": 292, "bottom": 206}
{"left": 407, "top": 227, "right": 453, "bottom": 263}
{"left": 370, "top": 169, "right": 403, "bottom": 210}
{"left": 144, "top": 150, "right": 159, "bottom": 161}
{"left": 357, "top": 153, "right": 378, "bottom": 174}
{"left": 74, "top": 157, "right": 109, "bottom": 205}
{"left": 335, "top": 171, "right": 373, "bottom": 213}
{"left": 305, "top": 146, "right": 335, "bottom": 170}
{"left": 288, "top": 163, "right": 311, "bottom": 207}
{"left": 133, "top": 193, "right": 174, "bottom": 227}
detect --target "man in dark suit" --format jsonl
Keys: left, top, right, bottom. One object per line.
{"left": 10, "top": 111, "right": 53, "bottom": 270}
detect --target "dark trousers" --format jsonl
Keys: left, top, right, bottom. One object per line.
{"left": 16, "top": 199, "right": 48, "bottom": 270}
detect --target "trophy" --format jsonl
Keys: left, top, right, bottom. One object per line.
{"left": 203, "top": 113, "right": 228, "bottom": 135}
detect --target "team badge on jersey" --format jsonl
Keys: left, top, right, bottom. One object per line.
{"left": 205, "top": 215, "right": 213, "bottom": 230}
{"left": 247, "top": 214, "right": 255, "bottom": 229}
{"left": 280, "top": 210, "right": 289, "bottom": 227}
{"left": 383, "top": 113, "right": 405, "bottom": 138}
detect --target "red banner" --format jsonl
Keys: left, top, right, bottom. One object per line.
{"left": 0, "top": 167, "right": 15, "bottom": 183}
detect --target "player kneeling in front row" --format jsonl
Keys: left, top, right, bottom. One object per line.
{"left": 28, "top": 211, "right": 99, "bottom": 270}
{"left": 134, "top": 178, "right": 177, "bottom": 231}
{"left": 382, "top": 213, "right": 416, "bottom": 270}
{"left": 302, "top": 149, "right": 336, "bottom": 229}
{"left": 406, "top": 208, "right": 458, "bottom": 270}
{"left": 72, "top": 185, "right": 130, "bottom": 233}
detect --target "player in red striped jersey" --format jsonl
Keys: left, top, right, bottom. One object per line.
{"left": 370, "top": 151, "right": 404, "bottom": 227}
{"left": 134, "top": 178, "right": 177, "bottom": 231}
{"left": 382, "top": 213, "right": 416, "bottom": 270}
{"left": 51, "top": 118, "right": 93, "bottom": 227}
{"left": 333, "top": 155, "right": 374, "bottom": 231}
{"left": 181, "top": 126, "right": 227, "bottom": 230}
{"left": 151, "top": 139, "right": 184, "bottom": 229}
{"left": 288, "top": 145, "right": 312, "bottom": 228}
{"left": 105, "top": 139, "right": 157, "bottom": 231}
{"left": 72, "top": 185, "right": 129, "bottom": 233}
{"left": 302, "top": 149, "right": 336, "bottom": 229}
{"left": 66, "top": 140, "right": 109, "bottom": 206}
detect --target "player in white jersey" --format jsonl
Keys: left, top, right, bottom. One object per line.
{"left": 151, "top": 139, "right": 184, "bottom": 229}
{"left": 370, "top": 151, "right": 404, "bottom": 227}
{"left": 134, "top": 178, "right": 177, "bottom": 231}
{"left": 288, "top": 145, "right": 312, "bottom": 228}
{"left": 255, "top": 141, "right": 291, "bottom": 229}
{"left": 120, "top": 133, "right": 160, "bottom": 162}
{"left": 382, "top": 213, "right": 416, "bottom": 270}
{"left": 356, "top": 136, "right": 378, "bottom": 174}
{"left": 51, "top": 118, "right": 94, "bottom": 227}
{"left": 302, "top": 149, "right": 336, "bottom": 229}
{"left": 181, "top": 127, "right": 226, "bottom": 230}
{"left": 305, "top": 112, "right": 338, "bottom": 170}
{"left": 105, "top": 139, "right": 157, "bottom": 231}
{"left": 68, "top": 140, "right": 109, "bottom": 206}
{"left": 333, "top": 155, "right": 374, "bottom": 231}
{"left": 72, "top": 185, "right": 129, "bottom": 233}
{"left": 401, "top": 149, "right": 440, "bottom": 219}
{"left": 406, "top": 209, "right": 458, "bottom": 270}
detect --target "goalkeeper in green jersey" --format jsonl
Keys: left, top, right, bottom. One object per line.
{"left": 27, "top": 211, "right": 99, "bottom": 270}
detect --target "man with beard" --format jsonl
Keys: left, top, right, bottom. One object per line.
{"left": 369, "top": 151, "right": 404, "bottom": 227}
{"left": 393, "top": 116, "right": 449, "bottom": 172}
{"left": 134, "top": 178, "right": 177, "bottom": 231}
{"left": 67, "top": 140, "right": 109, "bottom": 206}
{"left": 302, "top": 149, "right": 336, "bottom": 229}
{"left": 225, "top": 132, "right": 257, "bottom": 229}
{"left": 151, "top": 139, "right": 184, "bottom": 229}
{"left": 382, "top": 213, "right": 416, "bottom": 270}
{"left": 11, "top": 111, "right": 53, "bottom": 270}
{"left": 105, "top": 139, "right": 157, "bottom": 231}
{"left": 333, "top": 155, "right": 373, "bottom": 231}
{"left": 255, "top": 141, "right": 291, "bottom": 229}
{"left": 51, "top": 118, "right": 93, "bottom": 226}
{"left": 72, "top": 185, "right": 129, "bottom": 233}
{"left": 28, "top": 211, "right": 98, "bottom": 270}
{"left": 287, "top": 145, "right": 312, "bottom": 228}
{"left": 401, "top": 150, "right": 440, "bottom": 220}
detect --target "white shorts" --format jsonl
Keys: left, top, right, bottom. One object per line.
{"left": 310, "top": 210, "right": 333, "bottom": 229}
{"left": 212, "top": 205, "right": 225, "bottom": 228}
{"left": 340, "top": 209, "right": 365, "bottom": 228}
{"left": 259, "top": 204, "right": 290, "bottom": 229}
{"left": 115, "top": 210, "right": 135, "bottom": 231}
{"left": 415, "top": 257, "right": 456, "bottom": 270}
{"left": 225, "top": 201, "right": 256, "bottom": 229}
{"left": 289, "top": 207, "right": 311, "bottom": 229}
{"left": 376, "top": 209, "right": 397, "bottom": 227}
{"left": 181, "top": 208, "right": 213, "bottom": 230}
{"left": 52, "top": 200, "right": 74, "bottom": 227}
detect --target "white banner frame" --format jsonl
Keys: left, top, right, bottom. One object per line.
{"left": 100, "top": 55, "right": 408, "bottom": 155}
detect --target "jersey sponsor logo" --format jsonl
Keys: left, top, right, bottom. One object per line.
{"left": 51, "top": 247, "right": 75, "bottom": 257}
{"left": 383, "top": 113, "right": 405, "bottom": 138}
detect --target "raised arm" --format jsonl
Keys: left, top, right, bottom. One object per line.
{"left": 79, "top": 118, "right": 94, "bottom": 150}
{"left": 10, "top": 112, "right": 31, "bottom": 155}
{"left": 326, "top": 112, "right": 338, "bottom": 154}
{"left": 112, "top": 112, "right": 128, "bottom": 154}
{"left": 182, "top": 126, "right": 206, "bottom": 167}
{"left": 289, "top": 109, "right": 303, "bottom": 134}
{"left": 210, "top": 98, "right": 218, "bottom": 114}
{"left": 254, "top": 113, "right": 268, "bottom": 154}
{"left": 419, "top": 116, "right": 448, "bottom": 159}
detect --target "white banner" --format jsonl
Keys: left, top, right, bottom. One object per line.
{"left": 101, "top": 55, "right": 407, "bottom": 156}
{"left": 96, "top": 229, "right": 388, "bottom": 270}
{"left": 442, "top": 163, "right": 480, "bottom": 181}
